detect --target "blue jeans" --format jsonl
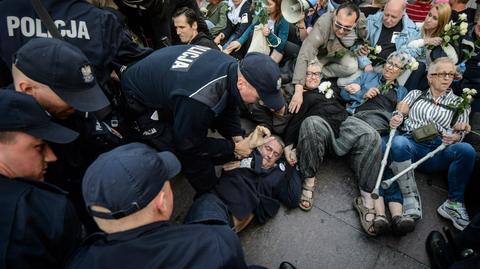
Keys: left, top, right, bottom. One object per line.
{"left": 388, "top": 134, "right": 476, "bottom": 202}
{"left": 184, "top": 193, "right": 233, "bottom": 227}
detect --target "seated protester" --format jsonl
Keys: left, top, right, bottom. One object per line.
{"left": 224, "top": 0, "right": 289, "bottom": 63}
{"left": 214, "top": 0, "right": 251, "bottom": 48}
{"left": 11, "top": 38, "right": 120, "bottom": 232}
{"left": 185, "top": 134, "right": 302, "bottom": 233}
{"left": 0, "top": 91, "right": 81, "bottom": 269}
{"left": 387, "top": 57, "right": 475, "bottom": 230}
{"left": 205, "top": 0, "right": 229, "bottom": 37}
{"left": 357, "top": 0, "right": 421, "bottom": 91}
{"left": 281, "top": 61, "right": 383, "bottom": 238}
{"left": 450, "top": 0, "right": 476, "bottom": 26}
{"left": 173, "top": 7, "right": 219, "bottom": 50}
{"left": 290, "top": 3, "right": 367, "bottom": 114}
{"left": 359, "top": 0, "right": 387, "bottom": 18}
{"left": 340, "top": 51, "right": 410, "bottom": 115}
{"left": 406, "top": 0, "right": 432, "bottom": 23}
{"left": 406, "top": 3, "right": 470, "bottom": 91}
{"left": 67, "top": 143, "right": 253, "bottom": 269}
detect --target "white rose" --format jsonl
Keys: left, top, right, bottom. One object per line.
{"left": 410, "top": 61, "right": 419, "bottom": 70}
{"left": 467, "top": 95, "right": 473, "bottom": 101}
{"left": 444, "top": 22, "right": 451, "bottom": 31}
{"left": 471, "top": 89, "right": 478, "bottom": 95}
{"left": 374, "top": 45, "right": 382, "bottom": 54}
{"left": 318, "top": 81, "right": 331, "bottom": 93}
{"left": 459, "top": 13, "right": 467, "bottom": 21}
{"left": 463, "top": 88, "right": 470, "bottom": 93}
{"left": 460, "top": 22, "right": 468, "bottom": 35}
{"left": 325, "top": 89, "right": 333, "bottom": 99}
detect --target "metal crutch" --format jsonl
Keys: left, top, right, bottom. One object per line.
{"left": 381, "top": 143, "right": 447, "bottom": 189}
{"left": 371, "top": 128, "right": 396, "bottom": 199}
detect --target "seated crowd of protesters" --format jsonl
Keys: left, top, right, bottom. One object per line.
{"left": 1, "top": 0, "right": 480, "bottom": 268}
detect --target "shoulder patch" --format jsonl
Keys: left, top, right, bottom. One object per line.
{"left": 279, "top": 162, "right": 285, "bottom": 172}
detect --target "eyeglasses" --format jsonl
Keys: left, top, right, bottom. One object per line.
{"left": 430, "top": 72, "right": 456, "bottom": 79}
{"left": 334, "top": 20, "right": 355, "bottom": 32}
{"left": 306, "top": 71, "right": 321, "bottom": 77}
{"left": 384, "top": 61, "right": 404, "bottom": 71}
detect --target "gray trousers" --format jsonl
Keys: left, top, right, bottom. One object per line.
{"left": 297, "top": 116, "right": 382, "bottom": 192}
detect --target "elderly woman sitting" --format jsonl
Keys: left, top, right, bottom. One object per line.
{"left": 387, "top": 57, "right": 475, "bottom": 231}
{"left": 340, "top": 51, "right": 411, "bottom": 115}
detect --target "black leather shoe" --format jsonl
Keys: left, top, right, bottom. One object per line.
{"left": 426, "top": 231, "right": 454, "bottom": 269}
{"left": 279, "top": 261, "right": 297, "bottom": 269}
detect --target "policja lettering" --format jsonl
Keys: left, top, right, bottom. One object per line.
{"left": 170, "top": 45, "right": 211, "bottom": 71}
{"left": 7, "top": 16, "right": 90, "bottom": 39}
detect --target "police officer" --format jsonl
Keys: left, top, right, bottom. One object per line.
{"left": 0, "top": 0, "right": 152, "bottom": 87}
{"left": 0, "top": 90, "right": 81, "bottom": 269}
{"left": 9, "top": 37, "right": 123, "bottom": 232}
{"left": 122, "top": 45, "right": 286, "bottom": 193}
{"left": 67, "top": 143, "right": 251, "bottom": 269}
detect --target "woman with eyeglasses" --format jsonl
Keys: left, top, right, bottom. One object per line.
{"left": 386, "top": 57, "right": 475, "bottom": 232}
{"left": 340, "top": 51, "right": 412, "bottom": 115}
{"left": 277, "top": 60, "right": 381, "bottom": 217}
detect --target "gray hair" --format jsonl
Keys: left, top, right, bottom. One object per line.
{"left": 427, "top": 57, "right": 456, "bottom": 75}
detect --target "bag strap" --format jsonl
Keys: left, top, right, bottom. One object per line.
{"left": 31, "top": 0, "right": 62, "bottom": 39}
{"left": 411, "top": 90, "right": 459, "bottom": 127}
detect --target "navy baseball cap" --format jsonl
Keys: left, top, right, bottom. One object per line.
{"left": 0, "top": 90, "right": 79, "bottom": 143}
{"left": 239, "top": 52, "right": 285, "bottom": 111}
{"left": 13, "top": 38, "right": 110, "bottom": 112}
{"left": 83, "top": 143, "right": 181, "bottom": 219}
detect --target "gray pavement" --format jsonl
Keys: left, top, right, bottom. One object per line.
{"left": 170, "top": 121, "right": 461, "bottom": 269}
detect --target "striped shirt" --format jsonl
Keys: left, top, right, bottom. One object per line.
{"left": 406, "top": 2, "right": 431, "bottom": 23}
{"left": 401, "top": 89, "right": 470, "bottom": 134}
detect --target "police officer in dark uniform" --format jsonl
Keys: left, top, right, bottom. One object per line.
{"left": 9, "top": 37, "right": 123, "bottom": 232}
{"left": 0, "top": 90, "right": 81, "bottom": 269}
{"left": 0, "top": 0, "right": 152, "bottom": 88}
{"left": 121, "top": 45, "right": 286, "bottom": 193}
{"left": 67, "top": 143, "right": 252, "bottom": 269}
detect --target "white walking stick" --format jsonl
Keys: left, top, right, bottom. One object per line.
{"left": 371, "top": 128, "right": 396, "bottom": 199}
{"left": 381, "top": 143, "right": 447, "bottom": 189}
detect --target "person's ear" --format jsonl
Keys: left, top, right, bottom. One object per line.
{"left": 192, "top": 21, "right": 198, "bottom": 31}
{"left": 17, "top": 80, "right": 35, "bottom": 95}
{"left": 153, "top": 190, "right": 168, "bottom": 215}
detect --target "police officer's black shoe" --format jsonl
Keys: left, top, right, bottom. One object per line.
{"left": 279, "top": 261, "right": 297, "bottom": 269}
{"left": 426, "top": 231, "right": 454, "bottom": 269}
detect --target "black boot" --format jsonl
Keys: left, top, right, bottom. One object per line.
{"left": 426, "top": 231, "right": 455, "bottom": 269}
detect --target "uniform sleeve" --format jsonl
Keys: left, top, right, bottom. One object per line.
{"left": 173, "top": 96, "right": 235, "bottom": 158}
{"left": 213, "top": 95, "right": 244, "bottom": 139}
{"left": 292, "top": 14, "right": 331, "bottom": 85}
{"left": 274, "top": 164, "right": 302, "bottom": 208}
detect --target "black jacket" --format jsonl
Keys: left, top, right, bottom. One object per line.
{"left": 122, "top": 45, "right": 243, "bottom": 157}
{"left": 0, "top": 176, "right": 81, "bottom": 269}
{"left": 190, "top": 32, "right": 219, "bottom": 50}
{"left": 0, "top": 0, "right": 152, "bottom": 87}
{"left": 66, "top": 221, "right": 249, "bottom": 269}
{"left": 214, "top": 150, "right": 302, "bottom": 223}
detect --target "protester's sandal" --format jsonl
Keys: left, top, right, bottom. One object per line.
{"left": 373, "top": 215, "right": 390, "bottom": 236}
{"left": 353, "top": 196, "right": 376, "bottom": 236}
{"left": 299, "top": 177, "right": 316, "bottom": 211}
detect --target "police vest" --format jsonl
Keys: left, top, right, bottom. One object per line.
{"left": 122, "top": 45, "right": 238, "bottom": 116}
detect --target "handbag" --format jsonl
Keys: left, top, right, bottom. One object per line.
{"left": 247, "top": 24, "right": 270, "bottom": 55}
{"left": 412, "top": 123, "right": 439, "bottom": 142}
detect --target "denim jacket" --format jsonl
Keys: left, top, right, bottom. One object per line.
{"left": 358, "top": 12, "right": 421, "bottom": 69}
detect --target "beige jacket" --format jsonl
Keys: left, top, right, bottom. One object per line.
{"left": 292, "top": 11, "right": 366, "bottom": 85}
